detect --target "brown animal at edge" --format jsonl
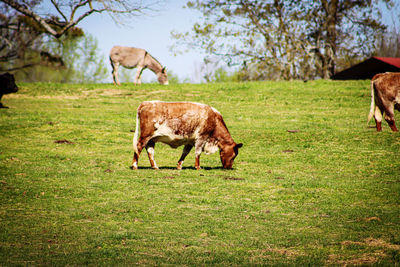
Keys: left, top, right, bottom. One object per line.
{"left": 109, "top": 46, "right": 168, "bottom": 86}
{"left": 367, "top": 72, "right": 400, "bottom": 132}
{"left": 131, "top": 101, "right": 243, "bottom": 170}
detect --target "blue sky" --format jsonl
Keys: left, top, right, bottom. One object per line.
{"left": 78, "top": 0, "right": 205, "bottom": 83}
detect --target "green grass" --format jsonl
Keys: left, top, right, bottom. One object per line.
{"left": 1, "top": 80, "right": 399, "bottom": 265}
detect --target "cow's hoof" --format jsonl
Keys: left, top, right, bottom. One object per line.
{"left": 130, "top": 165, "right": 138, "bottom": 170}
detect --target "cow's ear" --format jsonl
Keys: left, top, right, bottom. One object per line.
{"left": 236, "top": 143, "right": 243, "bottom": 148}
{"left": 162, "top": 67, "right": 167, "bottom": 73}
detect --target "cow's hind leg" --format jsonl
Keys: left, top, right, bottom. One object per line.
{"left": 131, "top": 136, "right": 152, "bottom": 169}
{"left": 374, "top": 105, "right": 383, "bottom": 132}
{"left": 177, "top": 145, "right": 193, "bottom": 170}
{"left": 146, "top": 140, "right": 159, "bottom": 169}
{"left": 384, "top": 105, "right": 398, "bottom": 132}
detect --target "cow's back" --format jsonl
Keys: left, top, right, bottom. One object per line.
{"left": 110, "top": 46, "right": 146, "bottom": 67}
{"left": 138, "top": 101, "right": 216, "bottom": 144}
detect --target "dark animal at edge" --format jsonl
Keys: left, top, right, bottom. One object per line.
{"left": 0, "top": 73, "right": 18, "bottom": 108}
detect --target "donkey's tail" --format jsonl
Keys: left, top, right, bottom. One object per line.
{"left": 133, "top": 109, "right": 140, "bottom": 155}
{"left": 367, "top": 79, "right": 375, "bottom": 126}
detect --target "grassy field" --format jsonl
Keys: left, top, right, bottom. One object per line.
{"left": 0, "top": 80, "right": 399, "bottom": 265}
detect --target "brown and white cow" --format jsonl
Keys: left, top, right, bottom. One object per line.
{"left": 367, "top": 72, "right": 400, "bottom": 132}
{"left": 131, "top": 101, "right": 243, "bottom": 170}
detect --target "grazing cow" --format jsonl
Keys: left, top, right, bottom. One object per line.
{"left": 131, "top": 101, "right": 243, "bottom": 170}
{"left": 109, "top": 46, "right": 168, "bottom": 86}
{"left": 0, "top": 73, "right": 18, "bottom": 108}
{"left": 367, "top": 72, "right": 400, "bottom": 132}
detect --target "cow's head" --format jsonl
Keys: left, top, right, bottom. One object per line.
{"left": 0, "top": 73, "right": 18, "bottom": 94}
{"left": 220, "top": 142, "right": 243, "bottom": 169}
{"left": 157, "top": 67, "right": 168, "bottom": 85}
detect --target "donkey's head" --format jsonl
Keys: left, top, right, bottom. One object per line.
{"left": 157, "top": 67, "right": 168, "bottom": 85}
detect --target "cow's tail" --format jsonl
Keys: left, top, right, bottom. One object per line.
{"left": 367, "top": 79, "right": 375, "bottom": 126}
{"left": 133, "top": 109, "right": 140, "bottom": 155}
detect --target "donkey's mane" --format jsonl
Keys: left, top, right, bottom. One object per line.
{"left": 145, "top": 51, "right": 163, "bottom": 68}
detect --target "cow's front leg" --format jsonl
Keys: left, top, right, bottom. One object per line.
{"left": 146, "top": 140, "right": 159, "bottom": 169}
{"left": 194, "top": 140, "right": 206, "bottom": 170}
{"left": 177, "top": 145, "right": 193, "bottom": 170}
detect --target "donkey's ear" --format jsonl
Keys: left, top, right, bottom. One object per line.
{"left": 236, "top": 143, "right": 243, "bottom": 148}
{"left": 162, "top": 67, "right": 167, "bottom": 73}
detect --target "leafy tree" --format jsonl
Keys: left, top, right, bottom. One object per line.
{"left": 16, "top": 33, "right": 107, "bottom": 83}
{"left": 172, "top": 0, "right": 393, "bottom": 80}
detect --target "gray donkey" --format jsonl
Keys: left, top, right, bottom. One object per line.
{"left": 109, "top": 46, "right": 168, "bottom": 85}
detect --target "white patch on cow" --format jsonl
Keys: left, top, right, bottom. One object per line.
{"left": 203, "top": 140, "right": 219, "bottom": 155}
{"left": 211, "top": 106, "right": 221, "bottom": 115}
{"left": 395, "top": 95, "right": 400, "bottom": 104}
{"left": 153, "top": 121, "right": 195, "bottom": 148}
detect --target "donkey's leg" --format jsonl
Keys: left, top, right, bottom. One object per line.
{"left": 112, "top": 62, "right": 121, "bottom": 86}
{"left": 134, "top": 66, "right": 145, "bottom": 85}
{"left": 177, "top": 145, "right": 193, "bottom": 170}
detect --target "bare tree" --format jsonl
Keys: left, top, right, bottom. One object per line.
{"left": 0, "top": 0, "right": 159, "bottom": 72}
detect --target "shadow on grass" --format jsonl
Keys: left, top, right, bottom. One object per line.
{"left": 129, "top": 166, "right": 231, "bottom": 170}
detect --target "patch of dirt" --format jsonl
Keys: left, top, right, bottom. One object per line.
{"left": 363, "top": 216, "right": 381, "bottom": 222}
{"left": 327, "top": 252, "right": 383, "bottom": 266}
{"left": 54, "top": 139, "right": 75, "bottom": 144}
{"left": 264, "top": 247, "right": 301, "bottom": 257}
{"left": 282, "top": 149, "right": 294, "bottom": 153}
{"left": 328, "top": 238, "right": 400, "bottom": 265}
{"left": 287, "top": 129, "right": 300, "bottom": 133}
{"left": 341, "top": 238, "right": 400, "bottom": 251}
{"left": 162, "top": 176, "right": 175, "bottom": 179}
{"left": 223, "top": 176, "right": 244, "bottom": 181}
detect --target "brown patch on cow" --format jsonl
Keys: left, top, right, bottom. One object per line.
{"left": 224, "top": 176, "right": 244, "bottom": 180}
{"left": 287, "top": 129, "right": 300, "bottom": 133}
{"left": 54, "top": 139, "right": 75, "bottom": 144}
